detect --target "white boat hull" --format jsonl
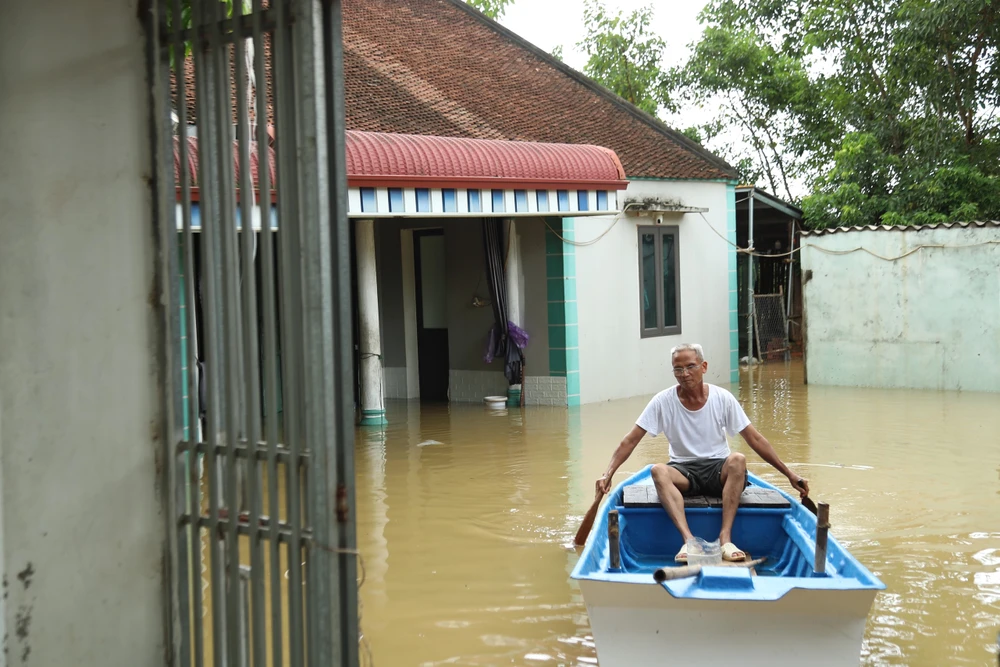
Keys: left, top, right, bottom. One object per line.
{"left": 580, "top": 579, "right": 877, "bottom": 666}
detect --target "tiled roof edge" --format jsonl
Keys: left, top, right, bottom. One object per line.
{"left": 801, "top": 220, "right": 1000, "bottom": 236}
{"left": 442, "top": 0, "right": 738, "bottom": 181}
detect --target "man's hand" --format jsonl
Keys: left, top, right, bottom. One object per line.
{"left": 790, "top": 475, "right": 810, "bottom": 499}
{"left": 595, "top": 475, "right": 611, "bottom": 497}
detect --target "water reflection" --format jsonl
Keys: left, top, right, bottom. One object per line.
{"left": 207, "top": 361, "right": 1000, "bottom": 666}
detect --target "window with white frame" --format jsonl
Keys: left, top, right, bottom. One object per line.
{"left": 638, "top": 225, "right": 681, "bottom": 337}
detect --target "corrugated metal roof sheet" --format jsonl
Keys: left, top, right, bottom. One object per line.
{"left": 801, "top": 220, "right": 1000, "bottom": 236}
{"left": 345, "top": 131, "right": 627, "bottom": 189}
{"left": 173, "top": 130, "right": 628, "bottom": 194}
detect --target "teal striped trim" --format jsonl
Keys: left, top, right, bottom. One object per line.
{"left": 359, "top": 409, "right": 388, "bottom": 427}
{"left": 545, "top": 217, "right": 580, "bottom": 405}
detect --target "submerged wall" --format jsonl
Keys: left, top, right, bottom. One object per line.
{"left": 801, "top": 223, "right": 1000, "bottom": 392}
{"left": 0, "top": 0, "right": 166, "bottom": 663}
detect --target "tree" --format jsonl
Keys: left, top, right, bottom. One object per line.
{"left": 577, "top": 0, "right": 673, "bottom": 116}
{"left": 465, "top": 0, "right": 514, "bottom": 20}
{"left": 678, "top": 0, "right": 1000, "bottom": 227}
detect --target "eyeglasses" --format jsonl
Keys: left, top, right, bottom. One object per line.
{"left": 672, "top": 364, "right": 701, "bottom": 375}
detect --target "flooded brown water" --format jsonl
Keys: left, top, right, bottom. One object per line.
{"left": 354, "top": 362, "right": 1000, "bottom": 666}
{"left": 200, "top": 361, "right": 1000, "bottom": 665}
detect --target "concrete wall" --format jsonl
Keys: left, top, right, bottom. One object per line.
{"left": 375, "top": 218, "right": 550, "bottom": 401}
{"left": 574, "top": 179, "right": 734, "bottom": 403}
{"left": 801, "top": 224, "right": 1000, "bottom": 392}
{"left": 0, "top": 0, "right": 166, "bottom": 664}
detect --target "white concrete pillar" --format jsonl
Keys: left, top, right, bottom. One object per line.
{"left": 355, "top": 219, "right": 387, "bottom": 426}
{"left": 505, "top": 219, "right": 525, "bottom": 327}
{"left": 505, "top": 219, "right": 526, "bottom": 405}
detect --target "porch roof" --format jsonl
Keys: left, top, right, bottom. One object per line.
{"left": 174, "top": 129, "right": 627, "bottom": 222}
{"left": 345, "top": 131, "right": 627, "bottom": 190}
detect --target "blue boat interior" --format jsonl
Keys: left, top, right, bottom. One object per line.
{"left": 570, "top": 465, "right": 885, "bottom": 600}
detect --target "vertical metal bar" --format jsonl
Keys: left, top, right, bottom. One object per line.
{"left": 238, "top": 565, "right": 252, "bottom": 667}
{"left": 252, "top": 2, "right": 285, "bottom": 665}
{"left": 786, "top": 219, "right": 795, "bottom": 342}
{"left": 273, "top": 0, "right": 305, "bottom": 662}
{"left": 207, "top": 0, "right": 245, "bottom": 661}
{"left": 236, "top": 4, "right": 269, "bottom": 667}
{"left": 294, "top": 0, "right": 335, "bottom": 659}
{"left": 192, "top": 2, "right": 227, "bottom": 663}
{"left": 323, "top": 1, "right": 360, "bottom": 663}
{"left": 747, "top": 188, "right": 755, "bottom": 361}
{"left": 146, "top": 0, "right": 185, "bottom": 664}
{"left": 169, "top": 0, "right": 203, "bottom": 663}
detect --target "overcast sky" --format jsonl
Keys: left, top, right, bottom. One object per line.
{"left": 499, "top": 0, "right": 710, "bottom": 74}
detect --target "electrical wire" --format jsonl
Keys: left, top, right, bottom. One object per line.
{"left": 803, "top": 239, "right": 1000, "bottom": 261}
{"left": 542, "top": 204, "right": 639, "bottom": 246}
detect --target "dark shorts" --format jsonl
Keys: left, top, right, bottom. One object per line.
{"left": 668, "top": 457, "right": 745, "bottom": 497}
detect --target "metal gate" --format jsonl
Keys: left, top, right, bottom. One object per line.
{"left": 144, "top": 1, "right": 359, "bottom": 665}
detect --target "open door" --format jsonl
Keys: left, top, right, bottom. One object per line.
{"left": 414, "top": 230, "right": 450, "bottom": 401}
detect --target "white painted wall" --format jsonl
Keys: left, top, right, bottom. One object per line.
{"left": 0, "top": 0, "right": 165, "bottom": 664}
{"left": 575, "top": 180, "right": 733, "bottom": 403}
{"left": 801, "top": 224, "right": 1000, "bottom": 392}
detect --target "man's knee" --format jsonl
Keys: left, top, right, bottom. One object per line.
{"left": 651, "top": 463, "right": 677, "bottom": 486}
{"left": 724, "top": 452, "right": 747, "bottom": 474}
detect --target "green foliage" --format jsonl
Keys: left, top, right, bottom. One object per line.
{"left": 577, "top": 0, "right": 673, "bottom": 116}
{"left": 465, "top": 0, "right": 513, "bottom": 20}
{"left": 675, "top": 0, "right": 1000, "bottom": 227}
{"left": 166, "top": 0, "right": 252, "bottom": 69}
{"left": 550, "top": 45, "right": 564, "bottom": 62}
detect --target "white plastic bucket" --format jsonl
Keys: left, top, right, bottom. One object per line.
{"left": 483, "top": 396, "right": 507, "bottom": 410}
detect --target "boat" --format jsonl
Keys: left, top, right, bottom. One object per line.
{"left": 570, "top": 464, "right": 885, "bottom": 666}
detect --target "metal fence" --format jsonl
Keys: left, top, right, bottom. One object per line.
{"left": 753, "top": 292, "right": 790, "bottom": 362}
{"left": 145, "top": 1, "right": 358, "bottom": 665}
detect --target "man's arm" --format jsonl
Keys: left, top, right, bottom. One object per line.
{"left": 595, "top": 424, "right": 647, "bottom": 496}
{"left": 739, "top": 424, "right": 810, "bottom": 498}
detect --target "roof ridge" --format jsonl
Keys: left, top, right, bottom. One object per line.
{"left": 441, "top": 0, "right": 737, "bottom": 180}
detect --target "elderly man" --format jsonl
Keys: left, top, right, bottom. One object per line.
{"left": 595, "top": 343, "right": 809, "bottom": 562}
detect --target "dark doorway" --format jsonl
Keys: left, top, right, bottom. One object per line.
{"left": 414, "top": 230, "right": 450, "bottom": 401}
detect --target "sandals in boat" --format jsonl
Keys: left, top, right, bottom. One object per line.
{"left": 721, "top": 542, "right": 746, "bottom": 562}
{"left": 674, "top": 543, "right": 689, "bottom": 563}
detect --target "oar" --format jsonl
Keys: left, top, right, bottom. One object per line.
{"left": 573, "top": 489, "right": 604, "bottom": 547}
{"left": 796, "top": 478, "right": 818, "bottom": 515}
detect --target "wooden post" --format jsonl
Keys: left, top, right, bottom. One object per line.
{"left": 801, "top": 268, "right": 811, "bottom": 384}
{"left": 814, "top": 502, "right": 830, "bottom": 574}
{"left": 608, "top": 510, "right": 621, "bottom": 570}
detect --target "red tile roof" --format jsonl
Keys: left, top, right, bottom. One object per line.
{"left": 174, "top": 130, "right": 626, "bottom": 197}
{"left": 172, "top": 0, "right": 736, "bottom": 181}
{"left": 341, "top": 0, "right": 735, "bottom": 180}
{"left": 346, "top": 131, "right": 628, "bottom": 189}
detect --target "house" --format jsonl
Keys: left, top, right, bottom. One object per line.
{"left": 173, "top": 0, "right": 741, "bottom": 422}
{"left": 341, "top": 0, "right": 740, "bottom": 412}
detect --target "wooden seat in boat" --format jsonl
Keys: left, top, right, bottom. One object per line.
{"left": 622, "top": 483, "right": 791, "bottom": 509}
